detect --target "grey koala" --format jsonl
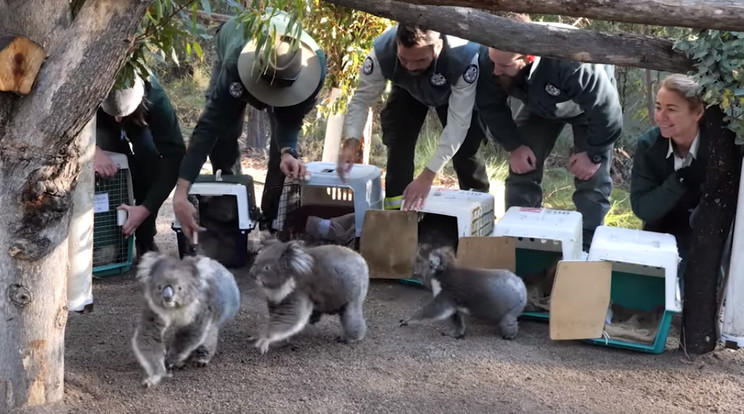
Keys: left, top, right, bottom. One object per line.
{"left": 400, "top": 246, "right": 527, "bottom": 340}
{"left": 131, "top": 252, "right": 240, "bottom": 388}
{"left": 248, "top": 239, "right": 369, "bottom": 354}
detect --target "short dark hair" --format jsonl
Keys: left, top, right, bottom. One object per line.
{"left": 395, "top": 24, "right": 440, "bottom": 48}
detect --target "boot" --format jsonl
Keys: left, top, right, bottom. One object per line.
{"left": 135, "top": 237, "right": 160, "bottom": 262}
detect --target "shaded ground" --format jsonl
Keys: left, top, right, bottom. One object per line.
{"left": 61, "top": 161, "right": 744, "bottom": 414}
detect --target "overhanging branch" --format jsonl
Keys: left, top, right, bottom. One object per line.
{"left": 321, "top": 0, "right": 694, "bottom": 73}
{"left": 403, "top": 0, "right": 744, "bottom": 33}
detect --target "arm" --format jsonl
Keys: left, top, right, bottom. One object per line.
{"left": 563, "top": 63, "right": 623, "bottom": 160}
{"left": 343, "top": 49, "right": 388, "bottom": 140}
{"left": 139, "top": 82, "right": 186, "bottom": 214}
{"left": 426, "top": 53, "right": 480, "bottom": 174}
{"left": 630, "top": 135, "right": 687, "bottom": 223}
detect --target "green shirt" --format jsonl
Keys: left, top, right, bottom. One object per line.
{"left": 97, "top": 75, "right": 185, "bottom": 213}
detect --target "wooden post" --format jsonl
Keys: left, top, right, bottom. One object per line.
{"left": 683, "top": 105, "right": 741, "bottom": 354}
{"left": 0, "top": 35, "right": 46, "bottom": 95}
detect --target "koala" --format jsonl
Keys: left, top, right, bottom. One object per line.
{"left": 400, "top": 246, "right": 527, "bottom": 340}
{"left": 248, "top": 239, "right": 369, "bottom": 354}
{"left": 131, "top": 252, "right": 241, "bottom": 388}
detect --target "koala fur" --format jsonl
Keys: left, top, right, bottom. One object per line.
{"left": 131, "top": 252, "right": 240, "bottom": 388}
{"left": 248, "top": 239, "right": 369, "bottom": 354}
{"left": 401, "top": 246, "right": 527, "bottom": 340}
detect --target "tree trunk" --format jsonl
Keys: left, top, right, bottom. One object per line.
{"left": 644, "top": 69, "right": 655, "bottom": 122}
{"left": 245, "top": 106, "right": 270, "bottom": 154}
{"left": 0, "top": 0, "right": 152, "bottom": 411}
{"left": 683, "top": 106, "right": 741, "bottom": 355}
{"left": 403, "top": 0, "right": 744, "bottom": 33}
{"left": 322, "top": 0, "right": 694, "bottom": 73}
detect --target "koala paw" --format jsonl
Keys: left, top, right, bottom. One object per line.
{"left": 399, "top": 319, "right": 409, "bottom": 327}
{"left": 254, "top": 337, "right": 272, "bottom": 355}
{"left": 441, "top": 331, "right": 466, "bottom": 340}
{"left": 501, "top": 334, "right": 516, "bottom": 341}
{"left": 335, "top": 336, "right": 350, "bottom": 344}
{"left": 142, "top": 374, "right": 167, "bottom": 388}
{"left": 193, "top": 360, "right": 210, "bottom": 368}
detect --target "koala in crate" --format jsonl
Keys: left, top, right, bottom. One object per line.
{"left": 131, "top": 252, "right": 240, "bottom": 387}
{"left": 248, "top": 239, "right": 369, "bottom": 354}
{"left": 400, "top": 247, "right": 527, "bottom": 340}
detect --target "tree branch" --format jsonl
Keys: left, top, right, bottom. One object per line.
{"left": 403, "top": 0, "right": 744, "bottom": 33}
{"left": 321, "top": 0, "right": 694, "bottom": 73}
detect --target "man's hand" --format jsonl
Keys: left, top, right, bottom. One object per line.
{"left": 402, "top": 169, "right": 436, "bottom": 211}
{"left": 568, "top": 151, "right": 601, "bottom": 181}
{"left": 117, "top": 204, "right": 151, "bottom": 237}
{"left": 279, "top": 153, "right": 308, "bottom": 181}
{"left": 172, "top": 179, "right": 203, "bottom": 243}
{"left": 94, "top": 147, "right": 119, "bottom": 179}
{"left": 509, "top": 145, "right": 537, "bottom": 174}
{"left": 336, "top": 138, "right": 359, "bottom": 183}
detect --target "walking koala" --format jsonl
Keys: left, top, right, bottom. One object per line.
{"left": 400, "top": 247, "right": 527, "bottom": 340}
{"left": 131, "top": 252, "right": 240, "bottom": 388}
{"left": 248, "top": 239, "right": 369, "bottom": 354}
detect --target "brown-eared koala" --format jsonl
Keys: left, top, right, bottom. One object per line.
{"left": 400, "top": 246, "right": 527, "bottom": 340}
{"left": 248, "top": 239, "right": 369, "bottom": 354}
{"left": 131, "top": 252, "right": 240, "bottom": 387}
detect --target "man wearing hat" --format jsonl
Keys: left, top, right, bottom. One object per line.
{"left": 95, "top": 73, "right": 186, "bottom": 258}
{"left": 476, "top": 14, "right": 623, "bottom": 250}
{"left": 174, "top": 11, "right": 326, "bottom": 241}
{"left": 336, "top": 24, "right": 489, "bottom": 211}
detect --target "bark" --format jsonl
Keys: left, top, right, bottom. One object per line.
{"left": 246, "top": 106, "right": 270, "bottom": 153}
{"left": 0, "top": 1, "right": 153, "bottom": 411}
{"left": 683, "top": 106, "right": 741, "bottom": 355}
{"left": 322, "top": 0, "right": 694, "bottom": 73}
{"left": 403, "top": 0, "right": 744, "bottom": 33}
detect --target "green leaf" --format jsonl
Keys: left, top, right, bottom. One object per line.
{"left": 193, "top": 41, "right": 203, "bottom": 60}
{"left": 200, "top": 0, "right": 211, "bottom": 16}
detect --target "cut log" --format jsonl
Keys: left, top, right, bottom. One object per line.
{"left": 321, "top": 0, "right": 694, "bottom": 73}
{"left": 0, "top": 35, "right": 46, "bottom": 95}
{"left": 403, "top": 0, "right": 744, "bottom": 33}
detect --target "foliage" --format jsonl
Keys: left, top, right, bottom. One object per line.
{"left": 116, "top": 0, "right": 219, "bottom": 89}
{"left": 674, "top": 31, "right": 744, "bottom": 142}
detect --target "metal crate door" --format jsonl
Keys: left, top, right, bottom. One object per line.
{"left": 92, "top": 162, "right": 135, "bottom": 276}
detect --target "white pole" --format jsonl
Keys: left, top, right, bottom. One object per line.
{"left": 721, "top": 157, "right": 744, "bottom": 348}
{"left": 67, "top": 116, "right": 95, "bottom": 312}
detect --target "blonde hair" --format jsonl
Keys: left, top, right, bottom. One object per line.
{"left": 659, "top": 74, "right": 703, "bottom": 110}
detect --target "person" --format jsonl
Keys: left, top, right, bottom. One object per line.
{"left": 476, "top": 14, "right": 623, "bottom": 250}
{"left": 630, "top": 74, "right": 706, "bottom": 260}
{"left": 337, "top": 24, "right": 490, "bottom": 211}
{"left": 173, "top": 11, "right": 326, "bottom": 241}
{"left": 95, "top": 73, "right": 185, "bottom": 258}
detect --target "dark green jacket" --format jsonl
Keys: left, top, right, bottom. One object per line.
{"left": 178, "top": 15, "right": 327, "bottom": 183}
{"left": 97, "top": 76, "right": 185, "bottom": 213}
{"left": 477, "top": 48, "right": 623, "bottom": 159}
{"left": 630, "top": 126, "right": 705, "bottom": 225}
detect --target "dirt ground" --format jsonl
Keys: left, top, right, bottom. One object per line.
{"left": 61, "top": 162, "right": 744, "bottom": 414}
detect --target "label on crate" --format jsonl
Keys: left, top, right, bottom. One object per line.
{"left": 94, "top": 193, "right": 110, "bottom": 213}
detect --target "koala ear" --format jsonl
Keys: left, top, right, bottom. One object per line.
{"left": 280, "top": 241, "right": 313, "bottom": 276}
{"left": 136, "top": 251, "right": 164, "bottom": 283}
{"left": 429, "top": 247, "right": 454, "bottom": 272}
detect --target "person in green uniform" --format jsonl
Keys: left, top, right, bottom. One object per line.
{"left": 94, "top": 73, "right": 185, "bottom": 258}
{"left": 173, "top": 11, "right": 326, "bottom": 241}
{"left": 476, "top": 13, "right": 623, "bottom": 250}
{"left": 631, "top": 74, "right": 707, "bottom": 261}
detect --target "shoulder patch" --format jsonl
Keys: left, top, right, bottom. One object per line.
{"left": 544, "top": 83, "right": 561, "bottom": 97}
{"left": 463, "top": 64, "right": 478, "bottom": 84}
{"left": 362, "top": 56, "right": 374, "bottom": 75}
{"left": 229, "top": 81, "right": 244, "bottom": 98}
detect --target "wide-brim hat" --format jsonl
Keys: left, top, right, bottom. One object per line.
{"left": 237, "top": 12, "right": 322, "bottom": 108}
{"left": 101, "top": 74, "right": 145, "bottom": 117}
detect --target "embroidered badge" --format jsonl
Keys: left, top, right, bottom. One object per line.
{"left": 463, "top": 64, "right": 478, "bottom": 84}
{"left": 229, "top": 81, "right": 244, "bottom": 98}
{"left": 430, "top": 73, "right": 447, "bottom": 86}
{"left": 544, "top": 83, "right": 561, "bottom": 97}
{"left": 362, "top": 56, "right": 374, "bottom": 75}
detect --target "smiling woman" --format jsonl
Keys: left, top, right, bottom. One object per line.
{"left": 630, "top": 74, "right": 707, "bottom": 263}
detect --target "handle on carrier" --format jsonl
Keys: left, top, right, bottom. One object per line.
{"left": 116, "top": 209, "right": 128, "bottom": 226}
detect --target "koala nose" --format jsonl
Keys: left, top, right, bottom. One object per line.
{"left": 162, "top": 285, "right": 174, "bottom": 302}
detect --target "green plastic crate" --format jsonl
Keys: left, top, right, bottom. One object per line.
{"left": 92, "top": 152, "right": 134, "bottom": 277}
